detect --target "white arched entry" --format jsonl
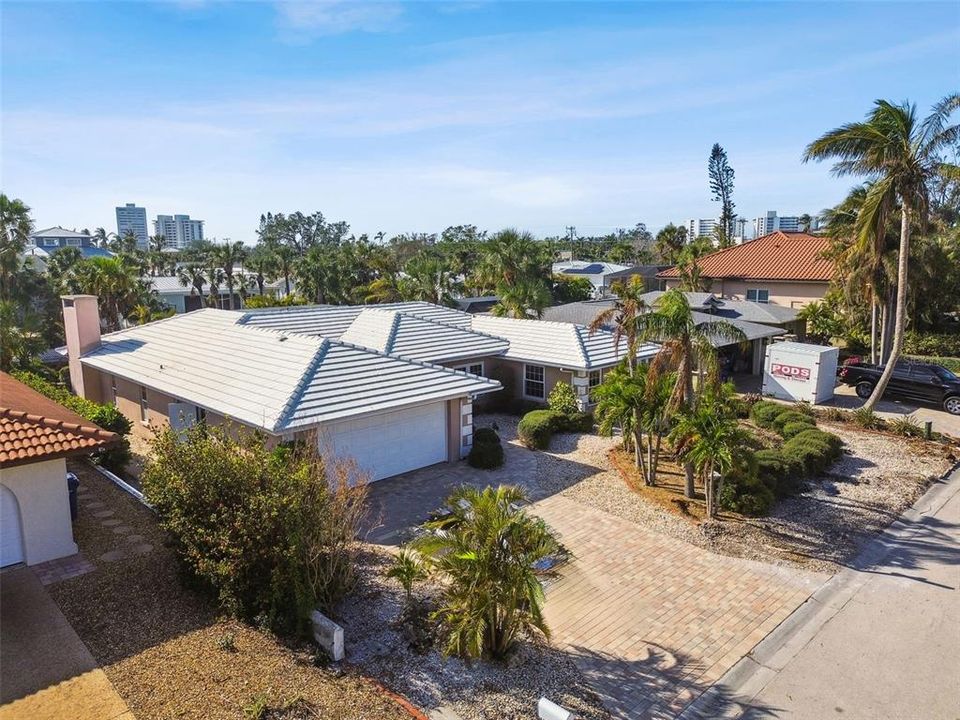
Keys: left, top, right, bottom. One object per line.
{"left": 0, "top": 484, "right": 25, "bottom": 567}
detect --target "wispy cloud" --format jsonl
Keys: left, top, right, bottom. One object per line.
{"left": 274, "top": 1, "right": 404, "bottom": 38}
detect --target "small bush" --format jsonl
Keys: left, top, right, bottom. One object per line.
{"left": 782, "top": 420, "right": 817, "bottom": 440}
{"left": 557, "top": 410, "right": 594, "bottom": 433}
{"left": 755, "top": 448, "right": 803, "bottom": 497}
{"left": 792, "top": 401, "right": 815, "bottom": 416}
{"left": 547, "top": 381, "right": 579, "bottom": 417}
{"left": 472, "top": 427, "right": 500, "bottom": 445}
{"left": 467, "top": 439, "right": 505, "bottom": 469}
{"left": 771, "top": 410, "right": 816, "bottom": 435}
{"left": 719, "top": 449, "right": 774, "bottom": 516}
{"left": 750, "top": 400, "right": 784, "bottom": 429}
{"left": 818, "top": 406, "right": 846, "bottom": 423}
{"left": 852, "top": 407, "right": 884, "bottom": 430}
{"left": 791, "top": 428, "right": 844, "bottom": 455}
{"left": 781, "top": 433, "right": 840, "bottom": 476}
{"left": 889, "top": 413, "right": 923, "bottom": 438}
{"left": 517, "top": 409, "right": 563, "bottom": 449}
{"left": 217, "top": 632, "right": 236, "bottom": 652}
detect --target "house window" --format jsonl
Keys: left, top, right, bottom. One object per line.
{"left": 195, "top": 406, "right": 207, "bottom": 423}
{"left": 588, "top": 370, "right": 603, "bottom": 388}
{"left": 110, "top": 376, "right": 118, "bottom": 407}
{"left": 746, "top": 288, "right": 769, "bottom": 304}
{"left": 139, "top": 386, "right": 148, "bottom": 423}
{"left": 524, "top": 364, "right": 545, "bottom": 399}
{"left": 454, "top": 362, "right": 484, "bottom": 376}
{"left": 66, "top": 238, "right": 81, "bottom": 247}
{"left": 43, "top": 238, "right": 59, "bottom": 247}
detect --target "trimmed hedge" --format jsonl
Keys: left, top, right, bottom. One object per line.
{"left": 770, "top": 410, "right": 816, "bottom": 434}
{"left": 468, "top": 426, "right": 505, "bottom": 469}
{"left": 719, "top": 449, "right": 774, "bottom": 517}
{"left": 517, "top": 410, "right": 563, "bottom": 449}
{"left": 12, "top": 370, "right": 132, "bottom": 473}
{"left": 781, "top": 429, "right": 843, "bottom": 476}
{"left": 904, "top": 332, "right": 960, "bottom": 358}
{"left": 755, "top": 448, "right": 804, "bottom": 498}
{"left": 749, "top": 400, "right": 783, "bottom": 429}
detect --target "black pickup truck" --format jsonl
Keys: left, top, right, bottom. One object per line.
{"left": 837, "top": 360, "right": 960, "bottom": 415}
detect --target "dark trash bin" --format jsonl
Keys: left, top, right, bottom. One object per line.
{"left": 67, "top": 472, "right": 80, "bottom": 521}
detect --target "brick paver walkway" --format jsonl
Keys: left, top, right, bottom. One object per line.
{"left": 365, "top": 415, "right": 828, "bottom": 719}
{"left": 533, "top": 494, "right": 825, "bottom": 719}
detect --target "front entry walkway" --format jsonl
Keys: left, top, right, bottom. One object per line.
{"left": 363, "top": 417, "right": 827, "bottom": 718}
{"left": 0, "top": 566, "right": 133, "bottom": 720}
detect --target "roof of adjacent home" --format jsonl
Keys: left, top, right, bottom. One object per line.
{"left": 79, "top": 310, "right": 500, "bottom": 433}
{"left": 29, "top": 226, "right": 92, "bottom": 239}
{"left": 239, "top": 301, "right": 648, "bottom": 370}
{"left": 0, "top": 372, "right": 117, "bottom": 467}
{"left": 657, "top": 231, "right": 834, "bottom": 281}
{"left": 148, "top": 275, "right": 283, "bottom": 295}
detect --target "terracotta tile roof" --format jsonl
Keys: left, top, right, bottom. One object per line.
{"left": 658, "top": 231, "right": 834, "bottom": 281}
{"left": 0, "top": 372, "right": 116, "bottom": 467}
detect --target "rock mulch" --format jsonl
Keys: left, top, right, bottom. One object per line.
{"left": 50, "top": 460, "right": 413, "bottom": 720}
{"left": 528, "top": 417, "right": 957, "bottom": 574}
{"left": 336, "top": 548, "right": 610, "bottom": 720}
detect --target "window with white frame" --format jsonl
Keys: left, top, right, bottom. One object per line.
{"left": 746, "top": 288, "right": 769, "bottom": 304}
{"left": 139, "top": 386, "right": 148, "bottom": 423}
{"left": 66, "top": 238, "right": 82, "bottom": 246}
{"left": 43, "top": 238, "right": 59, "bottom": 247}
{"left": 588, "top": 369, "right": 602, "bottom": 389}
{"left": 454, "top": 362, "right": 484, "bottom": 376}
{"left": 524, "top": 364, "right": 545, "bottom": 398}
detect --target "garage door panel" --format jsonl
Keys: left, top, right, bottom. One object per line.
{"left": 323, "top": 402, "right": 448, "bottom": 482}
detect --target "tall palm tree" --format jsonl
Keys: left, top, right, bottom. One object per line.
{"left": 399, "top": 253, "right": 460, "bottom": 306}
{"left": 67, "top": 256, "right": 142, "bottom": 331}
{"left": 177, "top": 264, "right": 207, "bottom": 304}
{"left": 804, "top": 94, "right": 960, "bottom": 410}
{"left": 0, "top": 194, "right": 33, "bottom": 302}
{"left": 490, "top": 278, "right": 551, "bottom": 319}
{"left": 587, "top": 275, "right": 649, "bottom": 374}
{"left": 633, "top": 289, "right": 745, "bottom": 498}
{"left": 214, "top": 240, "right": 248, "bottom": 310}
{"left": 411, "top": 485, "right": 560, "bottom": 660}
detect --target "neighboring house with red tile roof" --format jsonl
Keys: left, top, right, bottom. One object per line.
{"left": 657, "top": 231, "right": 835, "bottom": 308}
{"left": 1, "top": 372, "right": 116, "bottom": 567}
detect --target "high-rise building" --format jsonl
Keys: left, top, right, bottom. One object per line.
{"left": 154, "top": 214, "right": 204, "bottom": 249}
{"left": 753, "top": 211, "right": 819, "bottom": 237}
{"left": 685, "top": 218, "right": 720, "bottom": 241}
{"left": 115, "top": 203, "right": 148, "bottom": 249}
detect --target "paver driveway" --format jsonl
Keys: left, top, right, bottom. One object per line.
{"left": 363, "top": 417, "right": 827, "bottom": 718}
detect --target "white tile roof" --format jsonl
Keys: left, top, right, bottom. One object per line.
{"left": 470, "top": 315, "right": 658, "bottom": 370}
{"left": 238, "top": 301, "right": 473, "bottom": 337}
{"left": 80, "top": 309, "right": 499, "bottom": 433}
{"left": 30, "top": 226, "right": 91, "bottom": 239}
{"left": 339, "top": 308, "right": 509, "bottom": 363}
{"left": 148, "top": 275, "right": 283, "bottom": 295}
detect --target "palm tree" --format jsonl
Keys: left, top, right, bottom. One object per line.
{"left": 490, "top": 278, "right": 551, "bottom": 319}
{"left": 0, "top": 194, "right": 33, "bottom": 302}
{"left": 214, "top": 240, "right": 248, "bottom": 310}
{"left": 670, "top": 382, "right": 747, "bottom": 519}
{"left": 588, "top": 275, "right": 649, "bottom": 374}
{"left": 411, "top": 485, "right": 560, "bottom": 660}
{"left": 400, "top": 252, "right": 460, "bottom": 306}
{"left": 804, "top": 94, "right": 960, "bottom": 410}
{"left": 177, "top": 264, "right": 207, "bottom": 304}
{"left": 67, "top": 256, "right": 143, "bottom": 331}
{"left": 654, "top": 223, "right": 688, "bottom": 264}
{"left": 476, "top": 228, "right": 552, "bottom": 309}
{"left": 633, "top": 289, "right": 744, "bottom": 498}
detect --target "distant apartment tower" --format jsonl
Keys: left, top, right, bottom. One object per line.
{"left": 154, "top": 214, "right": 204, "bottom": 249}
{"left": 115, "top": 203, "right": 148, "bottom": 249}
{"left": 685, "top": 218, "right": 720, "bottom": 241}
{"left": 753, "top": 211, "right": 818, "bottom": 237}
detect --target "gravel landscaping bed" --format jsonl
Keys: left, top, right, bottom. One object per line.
{"left": 335, "top": 547, "right": 610, "bottom": 720}
{"left": 515, "top": 416, "right": 958, "bottom": 574}
{"left": 50, "top": 460, "right": 412, "bottom": 720}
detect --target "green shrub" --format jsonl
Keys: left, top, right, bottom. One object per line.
{"left": 755, "top": 448, "right": 804, "bottom": 497}
{"left": 781, "top": 420, "right": 817, "bottom": 440}
{"left": 791, "top": 401, "right": 815, "bottom": 416}
{"left": 547, "top": 381, "right": 579, "bottom": 417}
{"left": 719, "top": 449, "right": 774, "bottom": 516}
{"left": 467, "top": 438, "right": 505, "bottom": 469}
{"left": 557, "top": 411, "right": 594, "bottom": 433}
{"left": 517, "top": 409, "right": 563, "bottom": 450}
{"left": 142, "top": 425, "right": 367, "bottom": 632}
{"left": 472, "top": 427, "right": 500, "bottom": 445}
{"left": 771, "top": 410, "right": 816, "bottom": 434}
{"left": 781, "top": 433, "right": 839, "bottom": 476}
{"left": 889, "top": 413, "right": 923, "bottom": 438}
{"left": 904, "top": 332, "right": 960, "bottom": 358}
{"left": 791, "top": 428, "right": 843, "bottom": 455}
{"left": 851, "top": 407, "right": 884, "bottom": 430}
{"left": 12, "top": 370, "right": 132, "bottom": 472}
{"left": 905, "top": 355, "right": 960, "bottom": 373}
{"left": 750, "top": 400, "right": 784, "bottom": 429}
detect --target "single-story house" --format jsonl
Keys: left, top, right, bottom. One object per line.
{"left": 147, "top": 275, "right": 286, "bottom": 313}
{"left": 63, "top": 297, "right": 656, "bottom": 482}
{"left": 541, "top": 291, "right": 801, "bottom": 375}
{"left": 657, "top": 231, "right": 834, "bottom": 308}
{"left": 1, "top": 372, "right": 116, "bottom": 567}
{"left": 552, "top": 261, "right": 632, "bottom": 298}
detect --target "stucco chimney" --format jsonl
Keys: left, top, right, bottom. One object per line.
{"left": 62, "top": 295, "right": 102, "bottom": 400}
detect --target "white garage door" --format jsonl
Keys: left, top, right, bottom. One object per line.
{"left": 1, "top": 485, "right": 25, "bottom": 567}
{"left": 323, "top": 401, "right": 448, "bottom": 482}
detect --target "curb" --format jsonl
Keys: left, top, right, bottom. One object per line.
{"left": 678, "top": 462, "right": 960, "bottom": 719}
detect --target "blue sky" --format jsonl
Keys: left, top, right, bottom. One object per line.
{"left": 2, "top": 1, "right": 958, "bottom": 242}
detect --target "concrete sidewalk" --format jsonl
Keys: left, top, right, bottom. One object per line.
{"left": 682, "top": 464, "right": 960, "bottom": 719}
{"left": 0, "top": 566, "right": 133, "bottom": 720}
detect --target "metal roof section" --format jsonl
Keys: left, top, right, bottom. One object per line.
{"left": 79, "top": 309, "right": 499, "bottom": 434}
{"left": 470, "top": 315, "right": 656, "bottom": 370}
{"left": 340, "top": 308, "right": 509, "bottom": 363}
{"left": 690, "top": 311, "right": 784, "bottom": 346}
